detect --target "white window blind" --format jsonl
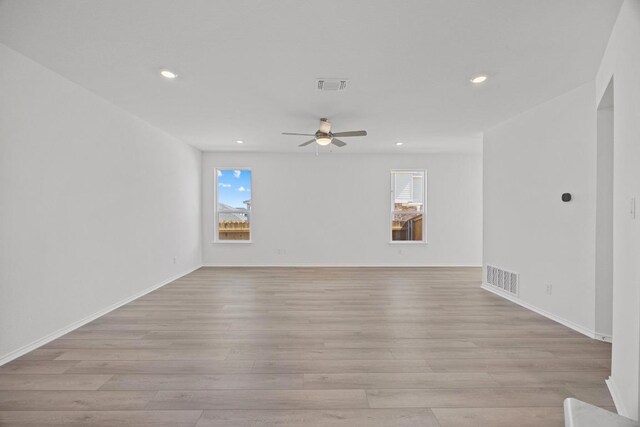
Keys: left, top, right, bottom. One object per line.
{"left": 394, "top": 173, "right": 413, "bottom": 203}
{"left": 412, "top": 176, "right": 423, "bottom": 203}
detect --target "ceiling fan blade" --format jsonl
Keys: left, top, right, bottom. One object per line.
{"left": 319, "top": 119, "right": 331, "bottom": 134}
{"left": 298, "top": 139, "right": 316, "bottom": 147}
{"left": 331, "top": 138, "right": 347, "bottom": 147}
{"left": 331, "top": 130, "right": 367, "bottom": 137}
{"left": 283, "top": 132, "right": 315, "bottom": 136}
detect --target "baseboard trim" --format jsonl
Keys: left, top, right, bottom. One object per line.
{"left": 606, "top": 376, "right": 630, "bottom": 418}
{"left": 0, "top": 265, "right": 202, "bottom": 366}
{"left": 202, "top": 264, "right": 483, "bottom": 268}
{"left": 481, "top": 283, "right": 606, "bottom": 341}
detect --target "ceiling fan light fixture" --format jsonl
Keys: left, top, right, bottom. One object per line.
{"left": 316, "top": 136, "right": 332, "bottom": 146}
{"left": 283, "top": 118, "right": 366, "bottom": 149}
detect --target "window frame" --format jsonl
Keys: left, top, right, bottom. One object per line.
{"left": 214, "top": 167, "right": 253, "bottom": 244}
{"left": 389, "top": 169, "right": 427, "bottom": 244}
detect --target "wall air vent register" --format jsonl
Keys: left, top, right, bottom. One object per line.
{"left": 486, "top": 265, "right": 519, "bottom": 296}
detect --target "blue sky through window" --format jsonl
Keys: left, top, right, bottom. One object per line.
{"left": 217, "top": 169, "right": 251, "bottom": 209}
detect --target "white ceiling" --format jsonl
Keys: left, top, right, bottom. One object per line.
{"left": 0, "top": 0, "right": 622, "bottom": 153}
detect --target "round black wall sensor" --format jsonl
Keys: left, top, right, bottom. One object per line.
{"left": 562, "top": 193, "right": 572, "bottom": 202}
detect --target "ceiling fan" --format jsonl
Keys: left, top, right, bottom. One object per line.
{"left": 282, "top": 118, "right": 367, "bottom": 148}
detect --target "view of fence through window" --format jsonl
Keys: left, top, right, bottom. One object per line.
{"left": 391, "top": 170, "right": 425, "bottom": 242}
{"left": 216, "top": 169, "right": 251, "bottom": 241}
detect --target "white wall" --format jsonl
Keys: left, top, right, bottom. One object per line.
{"left": 483, "top": 83, "right": 598, "bottom": 334}
{"left": 0, "top": 44, "right": 202, "bottom": 363}
{"left": 202, "top": 152, "right": 482, "bottom": 266}
{"left": 596, "top": 0, "right": 640, "bottom": 419}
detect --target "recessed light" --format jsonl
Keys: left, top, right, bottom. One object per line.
{"left": 160, "top": 69, "right": 178, "bottom": 79}
{"left": 470, "top": 74, "right": 488, "bottom": 84}
{"left": 236, "top": 140, "right": 244, "bottom": 144}
{"left": 395, "top": 142, "right": 404, "bottom": 146}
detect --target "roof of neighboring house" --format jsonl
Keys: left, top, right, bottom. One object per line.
{"left": 218, "top": 203, "right": 249, "bottom": 222}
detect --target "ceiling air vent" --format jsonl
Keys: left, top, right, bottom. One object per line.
{"left": 316, "top": 78, "right": 348, "bottom": 91}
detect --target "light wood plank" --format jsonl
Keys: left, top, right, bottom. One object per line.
{"left": 0, "top": 374, "right": 112, "bottom": 390}
{"left": 0, "top": 411, "right": 203, "bottom": 427}
{"left": 100, "top": 374, "right": 303, "bottom": 390}
{"left": 54, "top": 349, "right": 231, "bottom": 361}
{"left": 196, "top": 408, "right": 441, "bottom": 426}
{"left": 226, "top": 348, "right": 394, "bottom": 360}
{"left": 431, "top": 407, "right": 565, "bottom": 427}
{"left": 427, "top": 358, "right": 611, "bottom": 373}
{"left": 488, "top": 371, "right": 610, "bottom": 387}
{"left": 67, "top": 360, "right": 255, "bottom": 375}
{"left": 45, "top": 338, "right": 324, "bottom": 350}
{"left": 0, "top": 391, "right": 155, "bottom": 410}
{"left": 252, "top": 359, "right": 432, "bottom": 374}
{"left": 366, "top": 387, "right": 571, "bottom": 408}
{"left": 390, "top": 348, "right": 556, "bottom": 360}
{"left": 303, "top": 372, "right": 497, "bottom": 389}
{"left": 149, "top": 389, "right": 370, "bottom": 410}
{"left": 323, "top": 338, "right": 476, "bottom": 349}
{"left": 0, "top": 360, "right": 78, "bottom": 374}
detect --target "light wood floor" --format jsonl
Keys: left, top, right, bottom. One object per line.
{"left": 0, "top": 267, "right": 613, "bottom": 426}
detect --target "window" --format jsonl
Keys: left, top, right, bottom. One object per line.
{"left": 391, "top": 170, "right": 425, "bottom": 242}
{"left": 215, "top": 168, "right": 252, "bottom": 242}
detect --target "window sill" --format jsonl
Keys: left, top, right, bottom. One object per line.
{"left": 388, "top": 240, "right": 428, "bottom": 245}
{"left": 213, "top": 240, "right": 253, "bottom": 244}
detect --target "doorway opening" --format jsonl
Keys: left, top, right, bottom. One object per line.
{"left": 595, "top": 77, "right": 614, "bottom": 341}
